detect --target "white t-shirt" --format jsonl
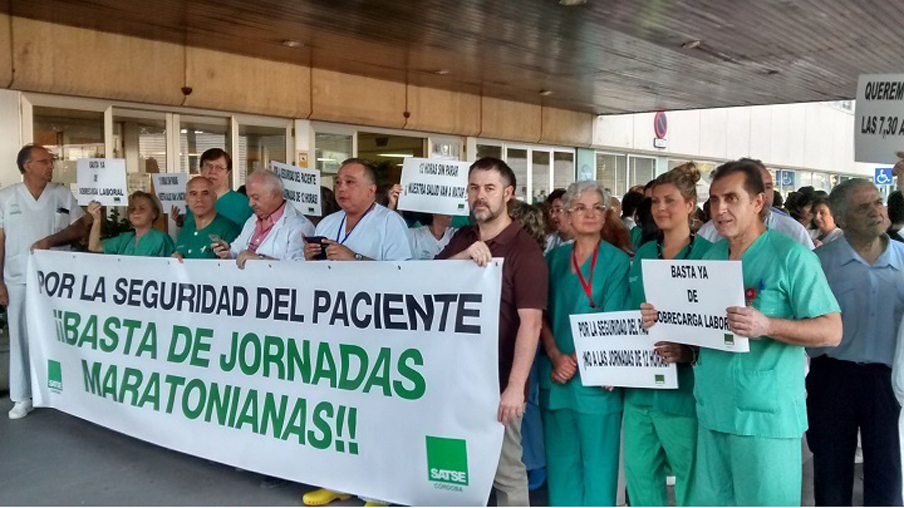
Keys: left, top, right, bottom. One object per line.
{"left": 697, "top": 208, "right": 816, "bottom": 249}
{"left": 230, "top": 201, "right": 314, "bottom": 261}
{"left": 314, "top": 203, "right": 412, "bottom": 261}
{"left": 0, "top": 182, "right": 84, "bottom": 285}
{"left": 407, "top": 225, "right": 457, "bottom": 260}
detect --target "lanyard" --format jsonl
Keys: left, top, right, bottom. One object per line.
{"left": 571, "top": 240, "right": 601, "bottom": 308}
{"left": 657, "top": 234, "right": 696, "bottom": 260}
{"left": 336, "top": 202, "right": 375, "bottom": 244}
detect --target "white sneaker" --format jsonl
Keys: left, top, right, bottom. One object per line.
{"left": 8, "top": 400, "right": 33, "bottom": 419}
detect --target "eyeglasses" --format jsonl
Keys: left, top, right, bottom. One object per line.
{"left": 569, "top": 204, "right": 607, "bottom": 215}
{"left": 202, "top": 163, "right": 229, "bottom": 172}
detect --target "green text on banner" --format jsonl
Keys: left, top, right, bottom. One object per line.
{"left": 26, "top": 251, "right": 503, "bottom": 506}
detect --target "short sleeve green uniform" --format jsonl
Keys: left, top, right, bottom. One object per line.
{"left": 630, "top": 226, "right": 643, "bottom": 251}
{"left": 540, "top": 241, "right": 630, "bottom": 506}
{"left": 175, "top": 214, "right": 241, "bottom": 259}
{"left": 102, "top": 228, "right": 175, "bottom": 257}
{"left": 624, "top": 236, "right": 711, "bottom": 506}
{"left": 186, "top": 190, "right": 252, "bottom": 229}
{"left": 691, "top": 230, "right": 840, "bottom": 506}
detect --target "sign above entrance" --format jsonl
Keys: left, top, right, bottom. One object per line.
{"left": 855, "top": 74, "right": 904, "bottom": 164}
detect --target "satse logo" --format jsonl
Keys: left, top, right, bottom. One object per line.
{"left": 48, "top": 359, "right": 62, "bottom": 392}
{"left": 426, "top": 436, "right": 469, "bottom": 487}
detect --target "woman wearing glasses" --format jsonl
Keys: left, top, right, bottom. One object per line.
{"left": 540, "top": 180, "right": 630, "bottom": 506}
{"left": 624, "top": 163, "right": 711, "bottom": 506}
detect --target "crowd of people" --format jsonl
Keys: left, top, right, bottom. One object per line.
{"left": 2, "top": 142, "right": 903, "bottom": 507}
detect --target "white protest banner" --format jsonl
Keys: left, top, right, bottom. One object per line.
{"left": 398, "top": 158, "right": 470, "bottom": 216}
{"left": 151, "top": 173, "right": 189, "bottom": 213}
{"left": 76, "top": 159, "right": 128, "bottom": 206}
{"left": 855, "top": 74, "right": 904, "bottom": 164}
{"left": 271, "top": 161, "right": 322, "bottom": 216}
{"left": 641, "top": 259, "right": 748, "bottom": 353}
{"left": 570, "top": 310, "right": 677, "bottom": 389}
{"left": 26, "top": 251, "right": 503, "bottom": 506}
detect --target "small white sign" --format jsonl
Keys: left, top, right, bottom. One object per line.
{"left": 151, "top": 173, "right": 189, "bottom": 213}
{"left": 855, "top": 74, "right": 904, "bottom": 164}
{"left": 642, "top": 259, "right": 748, "bottom": 353}
{"left": 271, "top": 161, "right": 322, "bottom": 216}
{"left": 570, "top": 310, "right": 678, "bottom": 389}
{"left": 398, "top": 158, "right": 470, "bottom": 216}
{"left": 76, "top": 159, "right": 128, "bottom": 206}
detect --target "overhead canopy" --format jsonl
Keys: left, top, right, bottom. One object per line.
{"left": 8, "top": 0, "right": 897, "bottom": 114}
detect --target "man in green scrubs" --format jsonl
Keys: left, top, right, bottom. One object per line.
{"left": 176, "top": 148, "right": 253, "bottom": 228}
{"left": 173, "top": 177, "right": 240, "bottom": 260}
{"left": 641, "top": 159, "right": 842, "bottom": 506}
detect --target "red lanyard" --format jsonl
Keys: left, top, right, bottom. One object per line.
{"left": 571, "top": 240, "right": 601, "bottom": 308}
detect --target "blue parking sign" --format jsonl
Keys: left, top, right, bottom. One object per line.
{"left": 875, "top": 167, "right": 894, "bottom": 186}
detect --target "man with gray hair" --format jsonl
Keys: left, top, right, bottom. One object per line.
{"left": 808, "top": 178, "right": 904, "bottom": 505}
{"left": 213, "top": 169, "right": 314, "bottom": 266}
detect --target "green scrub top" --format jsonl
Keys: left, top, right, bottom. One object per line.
{"left": 102, "top": 228, "right": 175, "bottom": 257}
{"left": 175, "top": 214, "right": 241, "bottom": 259}
{"left": 626, "top": 236, "right": 713, "bottom": 417}
{"left": 630, "top": 226, "right": 643, "bottom": 251}
{"left": 539, "top": 241, "right": 631, "bottom": 415}
{"left": 695, "top": 230, "right": 840, "bottom": 438}
{"left": 186, "top": 190, "right": 252, "bottom": 229}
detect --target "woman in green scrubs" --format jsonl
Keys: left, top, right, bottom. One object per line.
{"left": 87, "top": 191, "right": 175, "bottom": 257}
{"left": 540, "top": 180, "right": 630, "bottom": 506}
{"left": 624, "top": 163, "right": 711, "bottom": 506}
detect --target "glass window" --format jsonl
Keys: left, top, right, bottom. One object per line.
{"left": 315, "top": 132, "right": 352, "bottom": 174}
{"left": 477, "top": 144, "right": 503, "bottom": 159}
{"left": 531, "top": 150, "right": 550, "bottom": 203}
{"left": 431, "top": 138, "right": 462, "bottom": 160}
{"left": 553, "top": 152, "right": 575, "bottom": 191}
{"left": 113, "top": 110, "right": 166, "bottom": 194}
{"left": 630, "top": 156, "right": 656, "bottom": 188}
{"left": 596, "top": 153, "right": 627, "bottom": 198}
{"left": 811, "top": 172, "right": 829, "bottom": 192}
{"left": 506, "top": 148, "right": 528, "bottom": 200}
{"left": 776, "top": 170, "right": 797, "bottom": 193}
{"left": 239, "top": 125, "right": 287, "bottom": 186}
{"left": 180, "top": 116, "right": 228, "bottom": 176}
{"left": 797, "top": 171, "right": 814, "bottom": 190}
{"left": 33, "top": 106, "right": 105, "bottom": 192}
{"left": 358, "top": 132, "right": 425, "bottom": 186}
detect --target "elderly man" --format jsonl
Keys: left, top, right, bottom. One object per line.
{"left": 176, "top": 148, "right": 253, "bottom": 229}
{"left": 642, "top": 159, "right": 841, "bottom": 506}
{"left": 303, "top": 158, "right": 411, "bottom": 263}
{"left": 697, "top": 158, "right": 815, "bottom": 249}
{"left": 0, "top": 144, "right": 90, "bottom": 418}
{"left": 807, "top": 179, "right": 904, "bottom": 506}
{"left": 213, "top": 169, "right": 313, "bottom": 266}
{"left": 173, "top": 177, "right": 241, "bottom": 260}
{"left": 301, "top": 157, "right": 410, "bottom": 508}
{"left": 437, "top": 157, "right": 547, "bottom": 506}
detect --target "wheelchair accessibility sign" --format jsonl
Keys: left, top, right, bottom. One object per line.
{"left": 875, "top": 167, "right": 894, "bottom": 185}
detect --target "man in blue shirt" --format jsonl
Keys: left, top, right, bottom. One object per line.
{"left": 808, "top": 178, "right": 904, "bottom": 506}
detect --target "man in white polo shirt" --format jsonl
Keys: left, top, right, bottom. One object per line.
{"left": 0, "top": 144, "right": 89, "bottom": 419}
{"left": 698, "top": 158, "right": 815, "bottom": 249}
{"left": 302, "top": 158, "right": 410, "bottom": 507}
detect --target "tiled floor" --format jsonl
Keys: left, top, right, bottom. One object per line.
{"left": 0, "top": 397, "right": 860, "bottom": 506}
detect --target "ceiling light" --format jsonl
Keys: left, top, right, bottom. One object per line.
{"left": 282, "top": 40, "right": 304, "bottom": 48}
{"left": 316, "top": 158, "right": 336, "bottom": 162}
{"left": 558, "top": 0, "right": 587, "bottom": 5}
{"left": 681, "top": 40, "right": 703, "bottom": 49}
{"left": 378, "top": 153, "right": 414, "bottom": 158}
{"left": 539, "top": 89, "right": 553, "bottom": 96}
{"left": 180, "top": 129, "right": 187, "bottom": 134}
{"left": 433, "top": 69, "right": 450, "bottom": 75}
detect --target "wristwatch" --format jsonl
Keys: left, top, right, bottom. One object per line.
{"left": 354, "top": 253, "right": 364, "bottom": 261}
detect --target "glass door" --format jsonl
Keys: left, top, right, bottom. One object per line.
{"left": 32, "top": 106, "right": 105, "bottom": 194}
{"left": 112, "top": 108, "right": 167, "bottom": 194}
{"left": 177, "top": 114, "right": 230, "bottom": 176}
{"left": 235, "top": 115, "right": 292, "bottom": 186}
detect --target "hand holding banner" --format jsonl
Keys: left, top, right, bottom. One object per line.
{"left": 398, "top": 158, "right": 470, "bottom": 216}
{"left": 570, "top": 310, "right": 678, "bottom": 389}
{"left": 76, "top": 159, "right": 128, "bottom": 206}
{"left": 641, "top": 259, "right": 748, "bottom": 353}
